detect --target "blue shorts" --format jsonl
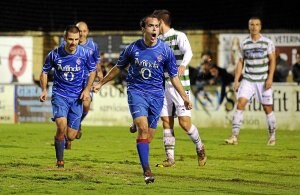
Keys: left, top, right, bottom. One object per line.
{"left": 51, "top": 94, "right": 83, "bottom": 130}
{"left": 127, "top": 90, "right": 164, "bottom": 129}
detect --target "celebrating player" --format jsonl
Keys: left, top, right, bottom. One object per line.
{"left": 92, "top": 14, "right": 192, "bottom": 184}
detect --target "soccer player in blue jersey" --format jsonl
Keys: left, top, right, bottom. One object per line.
{"left": 75, "top": 21, "right": 103, "bottom": 139}
{"left": 39, "top": 25, "right": 96, "bottom": 168}
{"left": 93, "top": 14, "right": 192, "bottom": 184}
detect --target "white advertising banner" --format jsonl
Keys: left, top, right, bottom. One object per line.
{"left": 83, "top": 83, "right": 300, "bottom": 130}
{"left": 83, "top": 84, "right": 131, "bottom": 126}
{"left": 0, "top": 37, "right": 33, "bottom": 84}
{"left": 191, "top": 83, "right": 300, "bottom": 131}
{"left": 0, "top": 84, "right": 15, "bottom": 123}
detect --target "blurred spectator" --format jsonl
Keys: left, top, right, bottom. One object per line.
{"left": 99, "top": 52, "right": 108, "bottom": 77}
{"left": 292, "top": 52, "right": 300, "bottom": 84}
{"left": 193, "top": 58, "right": 213, "bottom": 104}
{"left": 209, "top": 64, "right": 234, "bottom": 105}
{"left": 183, "top": 51, "right": 214, "bottom": 87}
{"left": 273, "top": 48, "right": 290, "bottom": 82}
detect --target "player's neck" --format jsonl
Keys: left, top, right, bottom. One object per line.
{"left": 64, "top": 46, "right": 77, "bottom": 54}
{"left": 251, "top": 33, "right": 261, "bottom": 41}
{"left": 161, "top": 26, "right": 171, "bottom": 35}
{"left": 80, "top": 40, "right": 87, "bottom": 45}
{"left": 143, "top": 39, "right": 157, "bottom": 47}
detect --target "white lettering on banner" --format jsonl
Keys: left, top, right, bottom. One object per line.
{"left": 81, "top": 83, "right": 300, "bottom": 130}
{"left": 98, "top": 86, "right": 126, "bottom": 98}
{"left": 83, "top": 85, "right": 131, "bottom": 126}
{"left": 192, "top": 84, "right": 300, "bottom": 130}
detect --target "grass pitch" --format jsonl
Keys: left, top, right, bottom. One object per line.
{"left": 0, "top": 123, "right": 299, "bottom": 194}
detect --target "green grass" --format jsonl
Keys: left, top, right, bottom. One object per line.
{"left": 0, "top": 123, "right": 299, "bottom": 194}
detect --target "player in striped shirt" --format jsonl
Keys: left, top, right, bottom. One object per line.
{"left": 152, "top": 9, "right": 206, "bottom": 167}
{"left": 225, "top": 16, "right": 276, "bottom": 146}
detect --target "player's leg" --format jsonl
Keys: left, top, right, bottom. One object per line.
{"left": 51, "top": 95, "right": 69, "bottom": 167}
{"left": 128, "top": 91, "right": 156, "bottom": 184}
{"left": 158, "top": 83, "right": 176, "bottom": 167}
{"left": 76, "top": 93, "right": 92, "bottom": 139}
{"left": 225, "top": 80, "right": 252, "bottom": 144}
{"left": 67, "top": 99, "right": 84, "bottom": 141}
{"left": 159, "top": 116, "right": 176, "bottom": 167}
{"left": 143, "top": 97, "right": 163, "bottom": 183}
{"left": 178, "top": 116, "right": 206, "bottom": 166}
{"left": 54, "top": 117, "right": 68, "bottom": 168}
{"left": 260, "top": 84, "right": 276, "bottom": 145}
{"left": 135, "top": 116, "right": 155, "bottom": 184}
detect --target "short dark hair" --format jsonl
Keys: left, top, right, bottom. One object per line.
{"left": 152, "top": 9, "right": 171, "bottom": 26}
{"left": 63, "top": 25, "right": 80, "bottom": 37}
{"left": 249, "top": 16, "right": 262, "bottom": 25}
{"left": 139, "top": 14, "right": 158, "bottom": 28}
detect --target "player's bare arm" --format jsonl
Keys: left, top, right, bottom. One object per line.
{"left": 93, "top": 65, "right": 121, "bottom": 93}
{"left": 178, "top": 65, "right": 185, "bottom": 76}
{"left": 170, "top": 76, "right": 192, "bottom": 110}
{"left": 265, "top": 52, "right": 276, "bottom": 89}
{"left": 39, "top": 72, "right": 48, "bottom": 102}
{"left": 96, "top": 63, "right": 104, "bottom": 81}
{"left": 233, "top": 58, "right": 244, "bottom": 92}
{"left": 80, "top": 71, "right": 96, "bottom": 100}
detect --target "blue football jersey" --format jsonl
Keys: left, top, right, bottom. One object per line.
{"left": 116, "top": 39, "right": 178, "bottom": 97}
{"left": 42, "top": 45, "right": 96, "bottom": 98}
{"left": 80, "top": 38, "right": 100, "bottom": 78}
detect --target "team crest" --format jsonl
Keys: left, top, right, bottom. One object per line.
{"left": 89, "top": 49, "right": 93, "bottom": 55}
{"left": 76, "top": 58, "right": 81, "bottom": 65}
{"left": 157, "top": 55, "right": 162, "bottom": 62}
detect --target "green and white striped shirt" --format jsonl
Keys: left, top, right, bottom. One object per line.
{"left": 159, "top": 28, "right": 193, "bottom": 90}
{"left": 240, "top": 34, "right": 275, "bottom": 82}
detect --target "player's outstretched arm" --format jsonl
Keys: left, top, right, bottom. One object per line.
{"left": 92, "top": 65, "right": 121, "bottom": 93}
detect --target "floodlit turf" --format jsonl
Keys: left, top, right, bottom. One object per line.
{"left": 0, "top": 123, "right": 299, "bottom": 194}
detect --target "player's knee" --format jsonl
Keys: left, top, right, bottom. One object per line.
{"left": 56, "top": 126, "right": 67, "bottom": 134}
{"left": 178, "top": 118, "right": 191, "bottom": 131}
{"left": 137, "top": 124, "right": 148, "bottom": 132}
{"left": 83, "top": 106, "right": 90, "bottom": 113}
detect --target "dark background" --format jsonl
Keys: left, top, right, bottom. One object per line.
{"left": 0, "top": 0, "right": 298, "bottom": 32}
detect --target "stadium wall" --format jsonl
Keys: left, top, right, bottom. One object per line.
{"left": 0, "top": 83, "right": 299, "bottom": 130}
{"left": 0, "top": 31, "right": 299, "bottom": 130}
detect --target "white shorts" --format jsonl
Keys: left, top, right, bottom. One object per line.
{"left": 237, "top": 79, "right": 273, "bottom": 105}
{"left": 160, "top": 82, "right": 191, "bottom": 117}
